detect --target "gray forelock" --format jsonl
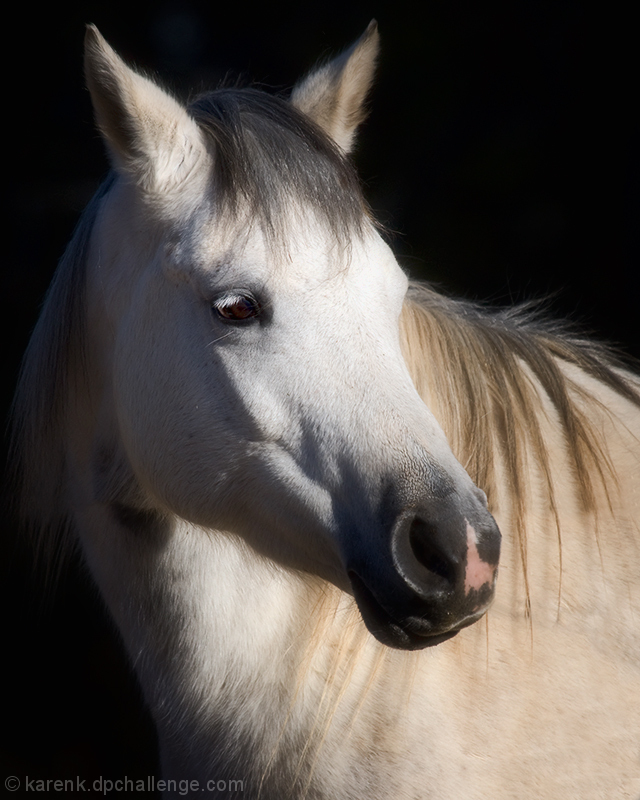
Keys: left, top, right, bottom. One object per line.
{"left": 188, "top": 88, "right": 369, "bottom": 243}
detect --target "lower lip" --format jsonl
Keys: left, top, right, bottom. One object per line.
{"left": 348, "top": 570, "right": 475, "bottom": 650}
{"left": 383, "top": 622, "right": 460, "bottom": 650}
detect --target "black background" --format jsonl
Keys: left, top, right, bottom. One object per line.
{"left": 3, "top": 1, "right": 637, "bottom": 791}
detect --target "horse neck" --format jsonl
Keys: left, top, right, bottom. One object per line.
{"left": 75, "top": 499, "right": 387, "bottom": 783}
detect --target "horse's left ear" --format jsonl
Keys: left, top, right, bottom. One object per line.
{"left": 291, "top": 21, "right": 379, "bottom": 154}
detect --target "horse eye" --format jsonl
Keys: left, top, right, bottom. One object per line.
{"left": 213, "top": 293, "right": 261, "bottom": 322}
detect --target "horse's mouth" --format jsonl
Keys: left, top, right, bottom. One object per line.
{"left": 348, "top": 570, "right": 481, "bottom": 651}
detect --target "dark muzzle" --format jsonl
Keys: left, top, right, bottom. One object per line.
{"left": 348, "top": 491, "right": 501, "bottom": 650}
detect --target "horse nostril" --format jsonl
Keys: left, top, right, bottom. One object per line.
{"left": 409, "top": 518, "right": 457, "bottom": 588}
{"left": 386, "top": 502, "right": 499, "bottom": 635}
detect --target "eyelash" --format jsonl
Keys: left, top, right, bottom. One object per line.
{"left": 212, "top": 292, "right": 262, "bottom": 322}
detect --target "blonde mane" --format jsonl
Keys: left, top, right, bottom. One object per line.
{"left": 9, "top": 177, "right": 117, "bottom": 582}
{"left": 400, "top": 281, "right": 640, "bottom": 613}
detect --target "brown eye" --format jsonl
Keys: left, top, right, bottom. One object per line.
{"left": 213, "top": 293, "right": 261, "bottom": 322}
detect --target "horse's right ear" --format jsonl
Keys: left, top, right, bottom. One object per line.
{"left": 290, "top": 21, "right": 379, "bottom": 154}
{"left": 84, "top": 25, "right": 205, "bottom": 194}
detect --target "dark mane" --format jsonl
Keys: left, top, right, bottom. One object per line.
{"left": 188, "top": 88, "right": 369, "bottom": 242}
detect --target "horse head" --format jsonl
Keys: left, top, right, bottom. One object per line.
{"left": 82, "top": 23, "right": 500, "bottom": 651}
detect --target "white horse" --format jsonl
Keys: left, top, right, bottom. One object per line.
{"left": 11, "top": 22, "right": 640, "bottom": 799}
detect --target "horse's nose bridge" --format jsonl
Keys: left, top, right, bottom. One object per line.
{"left": 326, "top": 364, "right": 455, "bottom": 472}
{"left": 311, "top": 363, "right": 470, "bottom": 513}
{"left": 293, "top": 333, "right": 492, "bottom": 531}
{"left": 325, "top": 411, "right": 457, "bottom": 512}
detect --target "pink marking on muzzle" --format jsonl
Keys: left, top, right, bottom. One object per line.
{"left": 464, "top": 522, "right": 496, "bottom": 594}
